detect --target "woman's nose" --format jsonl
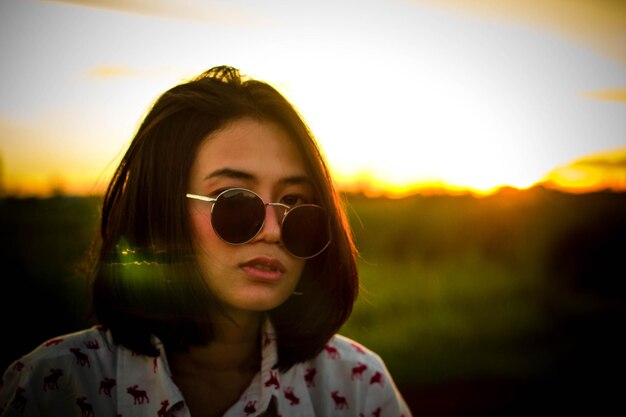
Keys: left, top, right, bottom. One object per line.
{"left": 255, "top": 204, "right": 283, "bottom": 244}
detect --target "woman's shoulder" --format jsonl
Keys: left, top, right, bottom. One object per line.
{"left": 300, "top": 334, "right": 412, "bottom": 416}
{"left": 1, "top": 326, "right": 115, "bottom": 379}
{"left": 316, "top": 333, "right": 384, "bottom": 365}
{"left": 0, "top": 326, "right": 120, "bottom": 415}
{"left": 307, "top": 333, "right": 392, "bottom": 386}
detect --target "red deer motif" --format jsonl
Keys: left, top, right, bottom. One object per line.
{"left": 127, "top": 385, "right": 150, "bottom": 404}
{"left": 351, "top": 362, "right": 368, "bottom": 380}
{"left": 44, "top": 338, "right": 64, "bottom": 347}
{"left": 324, "top": 344, "right": 340, "bottom": 359}
{"left": 84, "top": 340, "right": 99, "bottom": 350}
{"left": 369, "top": 371, "right": 384, "bottom": 386}
{"left": 70, "top": 348, "right": 91, "bottom": 368}
{"left": 284, "top": 387, "right": 300, "bottom": 406}
{"left": 10, "top": 387, "right": 27, "bottom": 412}
{"left": 304, "top": 367, "right": 316, "bottom": 387}
{"left": 99, "top": 377, "right": 116, "bottom": 397}
{"left": 244, "top": 400, "right": 257, "bottom": 415}
{"left": 331, "top": 391, "right": 349, "bottom": 410}
{"left": 76, "top": 397, "right": 94, "bottom": 417}
{"left": 351, "top": 342, "right": 366, "bottom": 355}
{"left": 264, "top": 370, "right": 280, "bottom": 389}
{"left": 157, "top": 400, "right": 169, "bottom": 417}
{"left": 43, "top": 369, "right": 63, "bottom": 391}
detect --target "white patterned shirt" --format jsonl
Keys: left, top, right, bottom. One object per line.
{"left": 0, "top": 321, "right": 412, "bottom": 416}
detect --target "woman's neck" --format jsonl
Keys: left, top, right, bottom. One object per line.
{"left": 166, "top": 312, "right": 264, "bottom": 417}
{"left": 169, "top": 311, "right": 262, "bottom": 374}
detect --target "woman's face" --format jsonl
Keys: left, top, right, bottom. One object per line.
{"left": 187, "top": 118, "right": 310, "bottom": 315}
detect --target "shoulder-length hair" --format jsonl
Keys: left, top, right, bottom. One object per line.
{"left": 90, "top": 66, "right": 358, "bottom": 370}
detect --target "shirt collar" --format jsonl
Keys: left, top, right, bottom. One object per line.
{"left": 241, "top": 319, "right": 315, "bottom": 417}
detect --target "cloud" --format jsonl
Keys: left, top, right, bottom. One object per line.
{"left": 543, "top": 147, "right": 626, "bottom": 191}
{"left": 570, "top": 148, "right": 626, "bottom": 169}
{"left": 38, "top": 0, "right": 267, "bottom": 26}
{"left": 409, "top": 0, "right": 626, "bottom": 68}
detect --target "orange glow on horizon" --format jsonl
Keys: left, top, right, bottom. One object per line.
{"left": 2, "top": 171, "right": 624, "bottom": 199}
{"left": 1, "top": 174, "right": 109, "bottom": 198}
{"left": 333, "top": 173, "right": 519, "bottom": 198}
{"left": 2, "top": 150, "right": 625, "bottom": 198}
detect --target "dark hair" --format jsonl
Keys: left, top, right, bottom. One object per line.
{"left": 90, "top": 66, "right": 359, "bottom": 370}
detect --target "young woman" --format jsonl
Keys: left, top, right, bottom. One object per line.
{"left": 0, "top": 66, "right": 411, "bottom": 416}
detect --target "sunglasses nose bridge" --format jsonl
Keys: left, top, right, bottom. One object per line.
{"left": 255, "top": 202, "right": 286, "bottom": 241}
{"left": 266, "top": 202, "right": 289, "bottom": 222}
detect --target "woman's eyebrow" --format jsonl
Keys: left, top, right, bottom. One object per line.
{"left": 204, "top": 168, "right": 255, "bottom": 181}
{"left": 204, "top": 169, "right": 311, "bottom": 187}
{"left": 279, "top": 175, "right": 312, "bottom": 187}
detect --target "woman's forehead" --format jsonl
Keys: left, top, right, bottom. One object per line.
{"left": 191, "top": 118, "right": 310, "bottom": 184}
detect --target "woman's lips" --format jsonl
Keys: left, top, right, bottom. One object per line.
{"left": 240, "top": 256, "right": 286, "bottom": 281}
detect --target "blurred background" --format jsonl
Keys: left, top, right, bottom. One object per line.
{"left": 1, "top": 0, "right": 625, "bottom": 415}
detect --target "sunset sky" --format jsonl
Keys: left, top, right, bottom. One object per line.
{"left": 1, "top": 0, "right": 625, "bottom": 196}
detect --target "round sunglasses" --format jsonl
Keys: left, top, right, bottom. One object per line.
{"left": 185, "top": 188, "right": 330, "bottom": 259}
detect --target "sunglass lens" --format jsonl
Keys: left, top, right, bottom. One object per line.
{"left": 282, "top": 205, "right": 329, "bottom": 258}
{"left": 211, "top": 189, "right": 265, "bottom": 244}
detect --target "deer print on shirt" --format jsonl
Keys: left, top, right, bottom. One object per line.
{"left": 244, "top": 400, "right": 257, "bottom": 416}
{"left": 127, "top": 385, "right": 150, "bottom": 404}
{"left": 350, "top": 342, "right": 366, "bottom": 355}
{"left": 331, "top": 391, "right": 349, "bottom": 410}
{"left": 44, "top": 338, "right": 64, "bottom": 347}
{"left": 284, "top": 387, "right": 300, "bottom": 406}
{"left": 157, "top": 400, "right": 169, "bottom": 417}
{"left": 264, "top": 370, "right": 280, "bottom": 390}
{"left": 43, "top": 369, "right": 63, "bottom": 391}
{"left": 304, "top": 367, "right": 316, "bottom": 387}
{"left": 10, "top": 387, "right": 27, "bottom": 412}
{"left": 351, "top": 362, "right": 368, "bottom": 380}
{"left": 70, "top": 348, "right": 91, "bottom": 368}
{"left": 361, "top": 408, "right": 382, "bottom": 417}
{"left": 76, "top": 397, "right": 94, "bottom": 417}
{"left": 12, "top": 361, "right": 24, "bottom": 372}
{"left": 99, "top": 377, "right": 116, "bottom": 397}
{"left": 369, "top": 371, "right": 384, "bottom": 386}
{"left": 324, "top": 344, "right": 340, "bottom": 359}
{"left": 84, "top": 340, "right": 100, "bottom": 350}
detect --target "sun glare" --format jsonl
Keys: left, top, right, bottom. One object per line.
{"left": 276, "top": 67, "right": 549, "bottom": 198}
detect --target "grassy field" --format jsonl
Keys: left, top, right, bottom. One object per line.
{"left": 1, "top": 188, "right": 625, "bottom": 415}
